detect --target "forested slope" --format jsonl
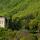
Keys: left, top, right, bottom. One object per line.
{"left": 0, "top": 0, "right": 40, "bottom": 30}
{"left": 0, "top": 0, "right": 40, "bottom": 21}
{"left": 0, "top": 0, "right": 40, "bottom": 40}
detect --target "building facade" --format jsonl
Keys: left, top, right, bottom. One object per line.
{"left": 0, "top": 16, "right": 5, "bottom": 28}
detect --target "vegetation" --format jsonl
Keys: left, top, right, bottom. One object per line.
{"left": 0, "top": 0, "right": 40, "bottom": 40}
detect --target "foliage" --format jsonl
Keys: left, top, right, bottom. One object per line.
{"left": 0, "top": 0, "right": 40, "bottom": 40}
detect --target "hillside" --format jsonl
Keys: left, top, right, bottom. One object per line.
{"left": 0, "top": 0, "right": 40, "bottom": 18}
{"left": 0, "top": 0, "right": 40, "bottom": 22}
{"left": 0, "top": 0, "right": 40, "bottom": 40}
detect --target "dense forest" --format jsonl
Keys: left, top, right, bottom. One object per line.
{"left": 0, "top": 0, "right": 40, "bottom": 40}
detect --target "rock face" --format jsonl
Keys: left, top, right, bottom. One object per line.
{"left": 0, "top": 16, "right": 5, "bottom": 28}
